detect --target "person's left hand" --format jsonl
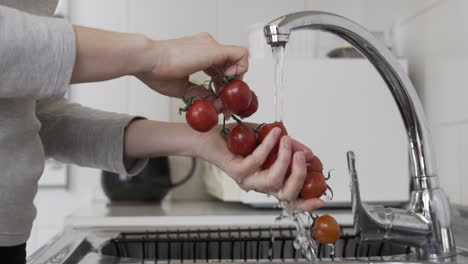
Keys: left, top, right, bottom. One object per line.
{"left": 135, "top": 32, "right": 248, "bottom": 100}
{"left": 194, "top": 123, "right": 326, "bottom": 212}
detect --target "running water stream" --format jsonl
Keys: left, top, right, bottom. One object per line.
{"left": 271, "top": 46, "right": 319, "bottom": 263}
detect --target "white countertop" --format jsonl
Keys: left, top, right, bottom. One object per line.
{"left": 65, "top": 199, "right": 354, "bottom": 229}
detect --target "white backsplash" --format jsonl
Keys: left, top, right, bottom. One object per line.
{"left": 398, "top": 0, "right": 468, "bottom": 206}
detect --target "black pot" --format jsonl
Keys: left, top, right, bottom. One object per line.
{"left": 101, "top": 157, "right": 171, "bottom": 202}
{"left": 101, "top": 157, "right": 197, "bottom": 202}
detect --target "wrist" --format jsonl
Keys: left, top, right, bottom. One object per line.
{"left": 125, "top": 120, "right": 201, "bottom": 158}
{"left": 192, "top": 125, "right": 226, "bottom": 168}
{"left": 128, "top": 34, "right": 157, "bottom": 76}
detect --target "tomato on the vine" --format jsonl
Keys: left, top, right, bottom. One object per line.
{"left": 307, "top": 156, "right": 324, "bottom": 173}
{"left": 259, "top": 122, "right": 288, "bottom": 170}
{"left": 312, "top": 215, "right": 341, "bottom": 244}
{"left": 185, "top": 99, "right": 218, "bottom": 132}
{"left": 227, "top": 125, "right": 257, "bottom": 156}
{"left": 237, "top": 91, "right": 258, "bottom": 118}
{"left": 258, "top": 122, "right": 288, "bottom": 144}
{"left": 221, "top": 80, "right": 252, "bottom": 114}
{"left": 300, "top": 170, "right": 327, "bottom": 199}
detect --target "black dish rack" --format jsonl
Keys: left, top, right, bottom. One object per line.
{"left": 101, "top": 226, "right": 413, "bottom": 262}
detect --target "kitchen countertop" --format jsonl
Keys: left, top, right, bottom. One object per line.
{"left": 65, "top": 199, "right": 354, "bottom": 228}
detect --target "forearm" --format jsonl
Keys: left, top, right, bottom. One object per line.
{"left": 124, "top": 120, "right": 201, "bottom": 159}
{"left": 37, "top": 98, "right": 148, "bottom": 175}
{"left": 70, "top": 25, "right": 152, "bottom": 83}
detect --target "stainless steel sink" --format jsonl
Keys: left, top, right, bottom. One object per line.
{"left": 26, "top": 216, "right": 468, "bottom": 264}
{"left": 99, "top": 226, "right": 411, "bottom": 261}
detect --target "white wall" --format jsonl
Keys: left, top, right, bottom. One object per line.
{"left": 399, "top": 0, "right": 468, "bottom": 206}
{"left": 30, "top": 0, "right": 436, "bottom": 254}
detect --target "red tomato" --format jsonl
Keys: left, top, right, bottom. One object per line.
{"left": 262, "top": 150, "right": 277, "bottom": 170}
{"left": 312, "top": 215, "right": 341, "bottom": 244}
{"left": 259, "top": 122, "right": 288, "bottom": 170}
{"left": 307, "top": 157, "right": 324, "bottom": 172}
{"left": 258, "top": 122, "right": 288, "bottom": 147}
{"left": 227, "top": 125, "right": 257, "bottom": 156}
{"left": 186, "top": 99, "right": 218, "bottom": 132}
{"left": 221, "top": 80, "right": 252, "bottom": 114}
{"left": 300, "top": 170, "right": 327, "bottom": 199}
{"left": 261, "top": 151, "right": 292, "bottom": 176}
{"left": 237, "top": 91, "right": 258, "bottom": 118}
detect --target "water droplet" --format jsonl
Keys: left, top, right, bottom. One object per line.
{"left": 329, "top": 244, "right": 336, "bottom": 256}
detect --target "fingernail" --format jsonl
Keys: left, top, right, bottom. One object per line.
{"left": 272, "top": 127, "right": 281, "bottom": 137}
{"left": 297, "top": 152, "right": 306, "bottom": 163}
{"left": 225, "top": 65, "right": 238, "bottom": 76}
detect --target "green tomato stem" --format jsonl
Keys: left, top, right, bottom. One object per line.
{"left": 231, "top": 115, "right": 243, "bottom": 125}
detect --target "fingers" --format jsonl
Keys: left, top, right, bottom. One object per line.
{"left": 240, "top": 127, "right": 281, "bottom": 173}
{"left": 276, "top": 151, "right": 307, "bottom": 201}
{"left": 221, "top": 45, "right": 249, "bottom": 77}
{"left": 183, "top": 81, "right": 213, "bottom": 100}
{"left": 205, "top": 45, "right": 249, "bottom": 79}
{"left": 290, "top": 138, "right": 323, "bottom": 171}
{"left": 291, "top": 198, "right": 326, "bottom": 211}
{"left": 291, "top": 138, "right": 315, "bottom": 162}
{"left": 240, "top": 135, "right": 292, "bottom": 193}
{"left": 267, "top": 136, "right": 293, "bottom": 187}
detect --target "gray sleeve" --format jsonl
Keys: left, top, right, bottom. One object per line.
{"left": 36, "top": 98, "right": 148, "bottom": 176}
{"left": 0, "top": 5, "right": 75, "bottom": 99}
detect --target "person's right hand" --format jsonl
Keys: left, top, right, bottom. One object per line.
{"left": 135, "top": 32, "right": 249, "bottom": 99}
{"left": 195, "top": 123, "right": 326, "bottom": 211}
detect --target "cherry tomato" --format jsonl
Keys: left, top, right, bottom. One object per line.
{"left": 300, "top": 170, "right": 327, "bottom": 199}
{"left": 260, "top": 150, "right": 292, "bottom": 176}
{"left": 312, "top": 215, "right": 341, "bottom": 244}
{"left": 186, "top": 99, "right": 218, "bottom": 132}
{"left": 237, "top": 91, "right": 258, "bottom": 118}
{"left": 227, "top": 125, "right": 257, "bottom": 156}
{"left": 258, "top": 122, "right": 288, "bottom": 148}
{"left": 307, "top": 156, "right": 324, "bottom": 172}
{"left": 259, "top": 122, "right": 288, "bottom": 170}
{"left": 221, "top": 80, "right": 252, "bottom": 114}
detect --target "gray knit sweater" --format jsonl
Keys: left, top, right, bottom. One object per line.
{"left": 0, "top": 5, "right": 147, "bottom": 246}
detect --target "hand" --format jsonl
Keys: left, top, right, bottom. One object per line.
{"left": 135, "top": 32, "right": 249, "bottom": 99}
{"left": 196, "top": 123, "right": 326, "bottom": 211}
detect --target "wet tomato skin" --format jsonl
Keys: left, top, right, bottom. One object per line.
{"left": 307, "top": 157, "right": 324, "bottom": 172}
{"left": 186, "top": 99, "right": 218, "bottom": 132}
{"left": 227, "top": 125, "right": 257, "bottom": 156}
{"left": 259, "top": 122, "right": 289, "bottom": 170}
{"left": 300, "top": 170, "right": 327, "bottom": 199}
{"left": 258, "top": 122, "right": 288, "bottom": 144}
{"left": 312, "top": 215, "right": 341, "bottom": 244}
{"left": 221, "top": 80, "right": 252, "bottom": 114}
{"left": 237, "top": 91, "right": 258, "bottom": 118}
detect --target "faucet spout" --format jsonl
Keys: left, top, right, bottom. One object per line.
{"left": 264, "top": 11, "right": 456, "bottom": 259}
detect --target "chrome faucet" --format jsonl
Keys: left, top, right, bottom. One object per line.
{"left": 264, "top": 11, "right": 456, "bottom": 260}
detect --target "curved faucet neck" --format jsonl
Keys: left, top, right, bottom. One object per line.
{"left": 264, "top": 11, "right": 435, "bottom": 181}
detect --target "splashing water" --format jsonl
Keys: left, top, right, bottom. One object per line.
{"left": 329, "top": 243, "right": 336, "bottom": 257}
{"left": 272, "top": 46, "right": 319, "bottom": 263}
{"left": 276, "top": 201, "right": 318, "bottom": 262}
{"left": 269, "top": 227, "right": 275, "bottom": 260}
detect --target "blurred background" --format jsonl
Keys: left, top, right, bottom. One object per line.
{"left": 29, "top": 0, "right": 468, "bottom": 255}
